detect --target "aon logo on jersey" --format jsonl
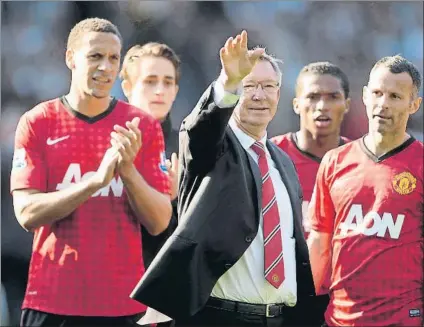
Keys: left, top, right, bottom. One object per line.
{"left": 339, "top": 204, "right": 405, "bottom": 239}
{"left": 56, "top": 163, "right": 123, "bottom": 197}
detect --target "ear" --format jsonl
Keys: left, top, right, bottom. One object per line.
{"left": 65, "top": 49, "right": 74, "bottom": 70}
{"left": 362, "top": 85, "right": 368, "bottom": 105}
{"left": 344, "top": 97, "right": 351, "bottom": 114}
{"left": 121, "top": 79, "right": 132, "bottom": 100}
{"left": 293, "top": 97, "right": 300, "bottom": 115}
{"left": 410, "top": 96, "right": 422, "bottom": 115}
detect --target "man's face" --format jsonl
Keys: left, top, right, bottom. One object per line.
{"left": 294, "top": 73, "right": 349, "bottom": 138}
{"left": 233, "top": 60, "right": 280, "bottom": 134}
{"left": 67, "top": 32, "right": 121, "bottom": 99}
{"left": 123, "top": 56, "right": 179, "bottom": 121}
{"left": 363, "top": 67, "right": 421, "bottom": 135}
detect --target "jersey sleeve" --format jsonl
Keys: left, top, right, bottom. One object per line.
{"left": 137, "top": 118, "right": 171, "bottom": 196}
{"left": 308, "top": 152, "right": 336, "bottom": 233}
{"left": 10, "top": 112, "right": 47, "bottom": 193}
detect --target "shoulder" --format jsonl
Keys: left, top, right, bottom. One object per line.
{"left": 322, "top": 139, "right": 360, "bottom": 168}
{"left": 19, "top": 98, "right": 62, "bottom": 128}
{"left": 270, "top": 132, "right": 292, "bottom": 150}
{"left": 405, "top": 139, "right": 423, "bottom": 177}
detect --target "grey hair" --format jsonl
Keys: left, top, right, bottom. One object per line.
{"left": 256, "top": 49, "right": 283, "bottom": 86}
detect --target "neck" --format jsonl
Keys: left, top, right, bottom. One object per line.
{"left": 235, "top": 119, "right": 266, "bottom": 141}
{"left": 296, "top": 129, "right": 341, "bottom": 158}
{"left": 364, "top": 130, "right": 409, "bottom": 157}
{"left": 66, "top": 85, "right": 111, "bottom": 117}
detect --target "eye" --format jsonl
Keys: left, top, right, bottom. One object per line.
{"left": 391, "top": 93, "right": 401, "bottom": 99}
{"left": 307, "top": 94, "right": 318, "bottom": 100}
{"left": 90, "top": 54, "right": 101, "bottom": 59}
{"left": 372, "top": 90, "right": 382, "bottom": 96}
{"left": 243, "top": 84, "right": 255, "bottom": 91}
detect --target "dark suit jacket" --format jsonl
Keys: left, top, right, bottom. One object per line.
{"left": 131, "top": 84, "right": 318, "bottom": 324}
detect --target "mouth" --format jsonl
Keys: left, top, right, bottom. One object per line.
{"left": 248, "top": 107, "right": 269, "bottom": 112}
{"left": 373, "top": 114, "right": 391, "bottom": 120}
{"left": 92, "top": 77, "right": 111, "bottom": 84}
{"left": 314, "top": 115, "right": 332, "bottom": 127}
{"left": 150, "top": 101, "right": 166, "bottom": 105}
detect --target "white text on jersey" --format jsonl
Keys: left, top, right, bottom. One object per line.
{"left": 56, "top": 163, "right": 123, "bottom": 197}
{"left": 339, "top": 204, "right": 405, "bottom": 239}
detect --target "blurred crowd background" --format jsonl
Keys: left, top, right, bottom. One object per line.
{"left": 1, "top": 1, "right": 423, "bottom": 325}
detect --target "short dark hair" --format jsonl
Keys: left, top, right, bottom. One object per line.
{"left": 296, "top": 61, "right": 350, "bottom": 98}
{"left": 120, "top": 42, "right": 181, "bottom": 84}
{"left": 371, "top": 55, "right": 422, "bottom": 96}
{"left": 67, "top": 18, "right": 122, "bottom": 51}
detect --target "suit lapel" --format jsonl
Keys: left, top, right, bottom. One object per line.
{"left": 228, "top": 128, "right": 262, "bottom": 223}
{"left": 266, "top": 140, "right": 303, "bottom": 239}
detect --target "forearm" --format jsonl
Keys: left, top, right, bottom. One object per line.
{"left": 121, "top": 166, "right": 172, "bottom": 236}
{"left": 14, "top": 178, "right": 101, "bottom": 232}
{"left": 307, "top": 230, "right": 332, "bottom": 293}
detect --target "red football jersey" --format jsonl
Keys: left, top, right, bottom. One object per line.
{"left": 10, "top": 97, "right": 171, "bottom": 316}
{"left": 309, "top": 136, "right": 423, "bottom": 326}
{"left": 271, "top": 132, "right": 349, "bottom": 239}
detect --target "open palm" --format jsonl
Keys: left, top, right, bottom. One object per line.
{"left": 219, "top": 30, "right": 264, "bottom": 88}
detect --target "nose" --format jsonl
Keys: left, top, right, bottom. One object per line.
{"left": 315, "top": 99, "right": 329, "bottom": 112}
{"left": 154, "top": 82, "right": 165, "bottom": 95}
{"left": 98, "top": 58, "right": 112, "bottom": 72}
{"left": 251, "top": 85, "right": 266, "bottom": 101}
{"left": 377, "top": 94, "right": 390, "bottom": 109}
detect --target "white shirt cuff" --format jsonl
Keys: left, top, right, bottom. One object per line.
{"left": 213, "top": 80, "right": 242, "bottom": 108}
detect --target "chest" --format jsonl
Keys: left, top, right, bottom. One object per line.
{"left": 330, "top": 159, "right": 423, "bottom": 240}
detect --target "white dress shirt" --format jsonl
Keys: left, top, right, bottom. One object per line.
{"left": 210, "top": 81, "right": 297, "bottom": 306}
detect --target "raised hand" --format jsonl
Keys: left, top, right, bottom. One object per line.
{"left": 165, "top": 152, "right": 179, "bottom": 200}
{"left": 219, "top": 30, "right": 264, "bottom": 90}
{"left": 110, "top": 117, "right": 142, "bottom": 175}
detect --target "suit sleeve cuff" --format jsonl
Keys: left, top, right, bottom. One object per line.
{"left": 213, "top": 80, "right": 242, "bottom": 108}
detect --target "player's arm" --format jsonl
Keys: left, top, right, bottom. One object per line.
{"left": 112, "top": 118, "right": 172, "bottom": 236}
{"left": 307, "top": 153, "right": 335, "bottom": 294}
{"left": 13, "top": 168, "right": 111, "bottom": 232}
{"left": 11, "top": 113, "right": 119, "bottom": 232}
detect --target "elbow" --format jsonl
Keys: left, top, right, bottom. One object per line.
{"left": 148, "top": 201, "right": 172, "bottom": 236}
{"left": 16, "top": 212, "right": 36, "bottom": 232}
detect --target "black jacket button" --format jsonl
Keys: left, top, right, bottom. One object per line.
{"left": 245, "top": 236, "right": 253, "bottom": 243}
{"left": 224, "top": 263, "right": 232, "bottom": 269}
{"left": 302, "top": 262, "right": 309, "bottom": 266}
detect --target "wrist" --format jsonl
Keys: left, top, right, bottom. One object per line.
{"left": 217, "top": 71, "right": 242, "bottom": 93}
{"left": 119, "top": 163, "right": 137, "bottom": 180}
{"left": 86, "top": 175, "right": 104, "bottom": 192}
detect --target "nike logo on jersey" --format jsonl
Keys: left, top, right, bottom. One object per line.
{"left": 47, "top": 135, "right": 70, "bottom": 145}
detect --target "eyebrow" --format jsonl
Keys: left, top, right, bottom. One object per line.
{"left": 144, "top": 74, "right": 175, "bottom": 80}
{"left": 244, "top": 79, "right": 279, "bottom": 84}
{"left": 306, "top": 91, "right": 343, "bottom": 95}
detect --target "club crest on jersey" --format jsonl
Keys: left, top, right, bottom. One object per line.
{"left": 12, "top": 148, "right": 27, "bottom": 169}
{"left": 159, "top": 151, "right": 168, "bottom": 174}
{"left": 392, "top": 171, "right": 416, "bottom": 195}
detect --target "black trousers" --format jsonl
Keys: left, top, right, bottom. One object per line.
{"left": 21, "top": 308, "right": 143, "bottom": 327}
{"left": 174, "top": 304, "right": 296, "bottom": 327}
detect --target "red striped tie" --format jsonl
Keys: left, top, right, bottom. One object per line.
{"left": 251, "top": 141, "right": 285, "bottom": 288}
